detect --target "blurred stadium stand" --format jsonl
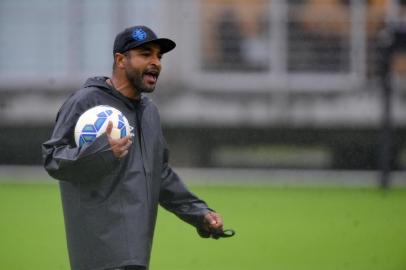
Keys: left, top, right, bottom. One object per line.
{"left": 0, "top": 0, "right": 405, "bottom": 170}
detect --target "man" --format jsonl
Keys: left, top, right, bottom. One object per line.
{"left": 42, "top": 25, "right": 227, "bottom": 270}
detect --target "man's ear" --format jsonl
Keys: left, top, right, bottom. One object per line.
{"left": 115, "top": 53, "right": 127, "bottom": 69}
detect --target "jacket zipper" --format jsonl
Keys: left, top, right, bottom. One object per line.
{"left": 135, "top": 104, "right": 150, "bottom": 206}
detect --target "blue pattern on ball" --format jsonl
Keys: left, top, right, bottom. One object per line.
{"left": 121, "top": 128, "right": 127, "bottom": 138}
{"left": 82, "top": 124, "right": 96, "bottom": 132}
{"left": 94, "top": 117, "right": 106, "bottom": 130}
{"left": 79, "top": 134, "right": 97, "bottom": 147}
{"left": 97, "top": 112, "right": 107, "bottom": 118}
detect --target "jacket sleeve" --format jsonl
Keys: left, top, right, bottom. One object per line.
{"left": 159, "top": 145, "right": 213, "bottom": 229}
{"left": 42, "top": 94, "right": 119, "bottom": 182}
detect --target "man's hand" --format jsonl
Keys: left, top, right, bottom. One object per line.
{"left": 203, "top": 212, "right": 224, "bottom": 232}
{"left": 199, "top": 212, "right": 235, "bottom": 239}
{"left": 106, "top": 121, "right": 132, "bottom": 159}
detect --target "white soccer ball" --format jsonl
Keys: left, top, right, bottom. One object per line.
{"left": 74, "top": 105, "right": 132, "bottom": 147}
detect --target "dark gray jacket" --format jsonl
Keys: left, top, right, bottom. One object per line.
{"left": 42, "top": 77, "right": 211, "bottom": 270}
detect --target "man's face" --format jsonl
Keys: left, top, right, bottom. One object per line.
{"left": 123, "top": 43, "right": 162, "bottom": 94}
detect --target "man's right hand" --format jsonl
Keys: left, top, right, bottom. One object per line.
{"left": 106, "top": 121, "right": 132, "bottom": 159}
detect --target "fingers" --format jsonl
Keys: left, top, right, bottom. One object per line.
{"left": 106, "top": 121, "right": 113, "bottom": 136}
{"left": 109, "top": 135, "right": 133, "bottom": 159}
{"left": 113, "top": 135, "right": 132, "bottom": 147}
{"left": 204, "top": 212, "right": 217, "bottom": 226}
{"left": 202, "top": 212, "right": 226, "bottom": 240}
{"left": 118, "top": 150, "right": 129, "bottom": 159}
{"left": 105, "top": 121, "right": 133, "bottom": 159}
{"left": 204, "top": 212, "right": 224, "bottom": 231}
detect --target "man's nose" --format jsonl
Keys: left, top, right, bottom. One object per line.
{"left": 150, "top": 55, "right": 161, "bottom": 67}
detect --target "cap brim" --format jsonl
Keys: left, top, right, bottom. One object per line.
{"left": 151, "top": 38, "right": 176, "bottom": 54}
{"left": 125, "top": 38, "right": 176, "bottom": 54}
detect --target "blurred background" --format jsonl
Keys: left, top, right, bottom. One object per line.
{"left": 1, "top": 1, "right": 406, "bottom": 270}
{"left": 0, "top": 0, "right": 406, "bottom": 180}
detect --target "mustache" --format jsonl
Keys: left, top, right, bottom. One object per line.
{"left": 143, "top": 67, "right": 160, "bottom": 77}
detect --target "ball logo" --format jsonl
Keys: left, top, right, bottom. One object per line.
{"left": 132, "top": 28, "right": 147, "bottom": 41}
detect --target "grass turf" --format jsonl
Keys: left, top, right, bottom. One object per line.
{"left": 0, "top": 181, "right": 405, "bottom": 270}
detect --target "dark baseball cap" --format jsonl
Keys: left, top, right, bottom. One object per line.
{"left": 113, "top": 25, "right": 176, "bottom": 55}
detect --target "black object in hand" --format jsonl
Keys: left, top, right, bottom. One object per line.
{"left": 197, "top": 227, "right": 236, "bottom": 239}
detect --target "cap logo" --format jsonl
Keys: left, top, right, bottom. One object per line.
{"left": 132, "top": 28, "right": 147, "bottom": 41}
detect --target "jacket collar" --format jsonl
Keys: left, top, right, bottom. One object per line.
{"left": 83, "top": 76, "right": 150, "bottom": 110}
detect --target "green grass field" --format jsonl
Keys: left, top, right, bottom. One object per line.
{"left": 0, "top": 180, "right": 405, "bottom": 270}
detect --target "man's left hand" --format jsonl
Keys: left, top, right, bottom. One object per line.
{"left": 203, "top": 212, "right": 224, "bottom": 235}
{"left": 198, "top": 212, "right": 235, "bottom": 239}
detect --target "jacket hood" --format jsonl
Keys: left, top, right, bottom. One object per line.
{"left": 83, "top": 76, "right": 112, "bottom": 91}
{"left": 82, "top": 76, "right": 149, "bottom": 108}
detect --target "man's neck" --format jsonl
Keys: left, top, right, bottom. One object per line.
{"left": 108, "top": 77, "right": 140, "bottom": 100}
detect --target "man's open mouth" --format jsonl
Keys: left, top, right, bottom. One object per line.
{"left": 144, "top": 70, "right": 159, "bottom": 84}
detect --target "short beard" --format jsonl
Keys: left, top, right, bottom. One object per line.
{"left": 125, "top": 67, "right": 155, "bottom": 94}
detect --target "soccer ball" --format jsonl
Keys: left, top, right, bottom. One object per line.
{"left": 74, "top": 105, "right": 132, "bottom": 147}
